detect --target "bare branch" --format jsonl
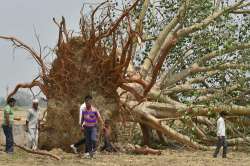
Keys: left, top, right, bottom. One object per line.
{"left": 231, "top": 10, "right": 250, "bottom": 14}
{"left": 0, "top": 35, "right": 47, "bottom": 80}
{"left": 90, "top": 1, "right": 108, "bottom": 37}
{"left": 7, "top": 80, "right": 46, "bottom": 100}
{"left": 61, "top": 16, "right": 69, "bottom": 42}
{"left": 96, "top": 0, "right": 140, "bottom": 41}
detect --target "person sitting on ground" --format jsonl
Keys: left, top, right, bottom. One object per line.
{"left": 100, "top": 120, "right": 117, "bottom": 152}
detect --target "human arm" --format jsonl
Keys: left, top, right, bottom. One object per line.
{"left": 25, "top": 120, "right": 29, "bottom": 132}
{"left": 26, "top": 110, "right": 31, "bottom": 132}
{"left": 5, "top": 113, "right": 10, "bottom": 127}
{"left": 79, "top": 103, "right": 85, "bottom": 126}
{"left": 96, "top": 111, "right": 104, "bottom": 128}
{"left": 4, "top": 107, "right": 11, "bottom": 127}
{"left": 38, "top": 110, "right": 42, "bottom": 130}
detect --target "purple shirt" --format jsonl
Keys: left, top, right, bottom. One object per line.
{"left": 82, "top": 107, "right": 98, "bottom": 127}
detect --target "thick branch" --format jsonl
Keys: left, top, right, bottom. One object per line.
{"left": 161, "top": 62, "right": 249, "bottom": 89}
{"left": 190, "top": 104, "right": 250, "bottom": 116}
{"left": 231, "top": 10, "right": 250, "bottom": 14}
{"left": 141, "top": 0, "right": 191, "bottom": 77}
{"left": 197, "top": 43, "right": 250, "bottom": 65}
{"left": 143, "top": 35, "right": 178, "bottom": 96}
{"left": 133, "top": 108, "right": 212, "bottom": 150}
{"left": 131, "top": 0, "right": 150, "bottom": 54}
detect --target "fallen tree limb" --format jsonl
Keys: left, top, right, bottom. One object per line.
{"left": 227, "top": 137, "right": 250, "bottom": 146}
{"left": 15, "top": 144, "right": 61, "bottom": 160}
{"left": 132, "top": 145, "right": 161, "bottom": 155}
{"left": 123, "top": 144, "right": 162, "bottom": 155}
{"left": 134, "top": 109, "right": 214, "bottom": 150}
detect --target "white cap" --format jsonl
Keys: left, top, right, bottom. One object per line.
{"left": 32, "top": 98, "right": 39, "bottom": 103}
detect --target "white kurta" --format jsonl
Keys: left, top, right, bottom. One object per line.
{"left": 217, "top": 117, "right": 226, "bottom": 137}
{"left": 79, "top": 103, "right": 86, "bottom": 125}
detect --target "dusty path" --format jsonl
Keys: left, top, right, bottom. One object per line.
{"left": 0, "top": 148, "right": 250, "bottom": 166}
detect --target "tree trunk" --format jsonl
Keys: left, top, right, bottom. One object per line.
{"left": 39, "top": 95, "right": 118, "bottom": 151}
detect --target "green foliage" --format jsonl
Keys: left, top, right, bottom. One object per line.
{"left": 131, "top": 0, "right": 250, "bottom": 106}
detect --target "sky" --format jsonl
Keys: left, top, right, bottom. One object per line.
{"left": 0, "top": 0, "right": 105, "bottom": 97}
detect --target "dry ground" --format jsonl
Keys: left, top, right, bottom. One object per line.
{"left": 0, "top": 147, "right": 250, "bottom": 166}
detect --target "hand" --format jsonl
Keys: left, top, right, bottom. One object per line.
{"left": 25, "top": 126, "right": 29, "bottom": 132}
{"left": 81, "top": 127, "right": 85, "bottom": 132}
{"left": 81, "top": 122, "right": 85, "bottom": 128}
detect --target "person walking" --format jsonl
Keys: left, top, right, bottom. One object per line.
{"left": 26, "top": 98, "right": 40, "bottom": 150}
{"left": 70, "top": 102, "right": 86, "bottom": 153}
{"left": 82, "top": 95, "right": 104, "bottom": 158}
{"left": 213, "top": 111, "right": 227, "bottom": 158}
{"left": 2, "top": 97, "right": 16, "bottom": 154}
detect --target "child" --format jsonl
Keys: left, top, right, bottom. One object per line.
{"left": 213, "top": 111, "right": 227, "bottom": 158}
{"left": 100, "top": 120, "right": 117, "bottom": 152}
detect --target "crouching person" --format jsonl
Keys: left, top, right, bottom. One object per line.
{"left": 26, "top": 99, "right": 40, "bottom": 151}
{"left": 101, "top": 120, "right": 117, "bottom": 152}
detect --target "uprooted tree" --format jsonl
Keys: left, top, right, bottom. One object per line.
{"left": 1, "top": 0, "right": 250, "bottom": 151}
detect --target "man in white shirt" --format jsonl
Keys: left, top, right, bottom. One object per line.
{"left": 70, "top": 102, "right": 86, "bottom": 153}
{"left": 213, "top": 111, "right": 227, "bottom": 158}
{"left": 26, "top": 99, "right": 40, "bottom": 150}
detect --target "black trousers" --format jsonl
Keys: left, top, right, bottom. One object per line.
{"left": 74, "top": 138, "right": 85, "bottom": 147}
{"left": 100, "top": 134, "right": 117, "bottom": 152}
{"left": 213, "top": 136, "right": 227, "bottom": 157}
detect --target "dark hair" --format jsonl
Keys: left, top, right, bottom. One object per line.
{"left": 84, "top": 95, "right": 93, "bottom": 101}
{"left": 105, "top": 119, "right": 111, "bottom": 125}
{"left": 219, "top": 111, "right": 227, "bottom": 117}
{"left": 7, "top": 97, "right": 16, "bottom": 104}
